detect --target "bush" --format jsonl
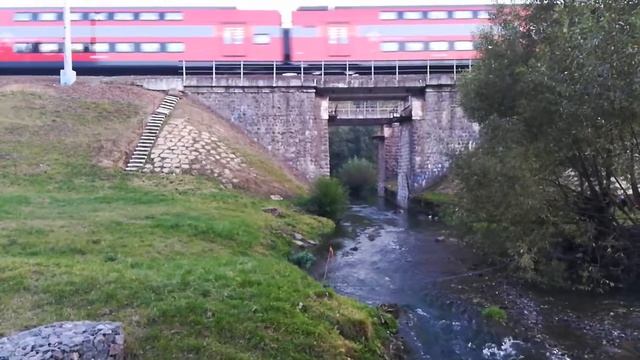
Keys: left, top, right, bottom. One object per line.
{"left": 303, "top": 177, "right": 348, "bottom": 221}
{"left": 338, "top": 158, "right": 377, "bottom": 198}
{"left": 482, "top": 306, "right": 507, "bottom": 323}
{"left": 289, "top": 251, "right": 316, "bottom": 270}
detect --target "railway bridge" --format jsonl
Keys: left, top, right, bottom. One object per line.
{"left": 136, "top": 68, "right": 478, "bottom": 207}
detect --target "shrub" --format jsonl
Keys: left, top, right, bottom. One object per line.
{"left": 289, "top": 251, "right": 316, "bottom": 270}
{"left": 303, "top": 177, "right": 348, "bottom": 221}
{"left": 481, "top": 306, "right": 507, "bottom": 323}
{"left": 338, "top": 158, "right": 377, "bottom": 198}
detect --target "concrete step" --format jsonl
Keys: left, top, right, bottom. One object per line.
{"left": 131, "top": 156, "right": 147, "bottom": 160}
{"left": 165, "top": 95, "right": 179, "bottom": 101}
{"left": 147, "top": 120, "right": 163, "bottom": 124}
{"left": 133, "top": 152, "right": 149, "bottom": 157}
{"left": 150, "top": 116, "right": 165, "bottom": 120}
{"left": 128, "top": 159, "right": 146, "bottom": 164}
{"left": 135, "top": 146, "right": 152, "bottom": 152}
{"left": 155, "top": 108, "right": 171, "bottom": 115}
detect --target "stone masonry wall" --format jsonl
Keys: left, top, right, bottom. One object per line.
{"left": 191, "top": 88, "right": 329, "bottom": 180}
{"left": 410, "top": 87, "right": 478, "bottom": 191}
{"left": 396, "top": 122, "right": 412, "bottom": 208}
{"left": 384, "top": 124, "right": 401, "bottom": 180}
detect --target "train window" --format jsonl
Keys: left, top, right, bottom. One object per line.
{"left": 139, "top": 12, "right": 161, "bottom": 21}
{"left": 328, "top": 27, "right": 348, "bottom": 44}
{"left": 140, "top": 43, "right": 162, "bottom": 52}
{"left": 163, "top": 12, "right": 184, "bottom": 21}
{"left": 426, "top": 11, "right": 449, "bottom": 19}
{"left": 89, "top": 13, "right": 110, "bottom": 21}
{"left": 253, "top": 34, "right": 271, "bottom": 44}
{"left": 37, "top": 13, "right": 60, "bottom": 21}
{"left": 379, "top": 12, "right": 399, "bottom": 20}
{"left": 428, "top": 41, "right": 450, "bottom": 51}
{"left": 452, "top": 11, "right": 474, "bottom": 19}
{"left": 71, "top": 43, "right": 85, "bottom": 52}
{"left": 405, "top": 42, "right": 425, "bottom": 51}
{"left": 115, "top": 43, "right": 136, "bottom": 52}
{"left": 380, "top": 42, "right": 399, "bottom": 52}
{"left": 223, "top": 27, "right": 245, "bottom": 45}
{"left": 476, "top": 11, "right": 490, "bottom": 19}
{"left": 13, "top": 13, "right": 33, "bottom": 22}
{"left": 70, "top": 12, "right": 85, "bottom": 21}
{"left": 402, "top": 11, "right": 423, "bottom": 20}
{"left": 113, "top": 13, "right": 135, "bottom": 21}
{"left": 91, "top": 43, "right": 110, "bottom": 52}
{"left": 13, "top": 43, "right": 34, "bottom": 53}
{"left": 165, "top": 43, "right": 186, "bottom": 52}
{"left": 454, "top": 41, "right": 474, "bottom": 50}
{"left": 39, "top": 43, "right": 61, "bottom": 53}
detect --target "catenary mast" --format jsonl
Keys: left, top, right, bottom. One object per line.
{"left": 60, "top": 0, "right": 76, "bottom": 86}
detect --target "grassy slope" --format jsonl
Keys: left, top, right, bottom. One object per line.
{"left": 0, "top": 87, "right": 394, "bottom": 359}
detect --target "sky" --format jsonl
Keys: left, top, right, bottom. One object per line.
{"left": 0, "top": 0, "right": 518, "bottom": 26}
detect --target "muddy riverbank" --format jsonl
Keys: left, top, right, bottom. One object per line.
{"left": 312, "top": 202, "right": 640, "bottom": 359}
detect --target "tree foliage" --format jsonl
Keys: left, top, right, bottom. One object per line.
{"left": 303, "top": 177, "right": 349, "bottom": 221}
{"left": 338, "top": 157, "right": 377, "bottom": 199}
{"left": 329, "top": 126, "right": 377, "bottom": 175}
{"left": 456, "top": 0, "right": 640, "bottom": 291}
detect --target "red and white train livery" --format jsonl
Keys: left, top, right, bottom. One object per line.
{"left": 0, "top": 4, "right": 494, "bottom": 70}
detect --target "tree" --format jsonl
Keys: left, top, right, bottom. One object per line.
{"left": 456, "top": 0, "right": 640, "bottom": 291}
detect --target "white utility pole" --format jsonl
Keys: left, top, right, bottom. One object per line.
{"left": 60, "top": 0, "right": 76, "bottom": 86}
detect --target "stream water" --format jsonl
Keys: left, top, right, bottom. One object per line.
{"left": 312, "top": 202, "right": 640, "bottom": 360}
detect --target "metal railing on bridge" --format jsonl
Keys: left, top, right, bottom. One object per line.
{"left": 178, "top": 59, "right": 474, "bottom": 87}
{"left": 328, "top": 101, "right": 412, "bottom": 126}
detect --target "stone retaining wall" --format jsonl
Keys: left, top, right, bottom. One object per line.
{"left": 143, "top": 117, "right": 254, "bottom": 188}
{"left": 190, "top": 88, "right": 330, "bottom": 180}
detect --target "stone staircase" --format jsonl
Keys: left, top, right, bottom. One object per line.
{"left": 125, "top": 95, "right": 180, "bottom": 172}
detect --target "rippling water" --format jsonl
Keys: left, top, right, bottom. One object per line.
{"left": 313, "top": 202, "right": 578, "bottom": 359}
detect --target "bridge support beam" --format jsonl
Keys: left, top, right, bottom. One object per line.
{"left": 373, "top": 126, "right": 386, "bottom": 197}
{"left": 396, "top": 122, "right": 412, "bottom": 208}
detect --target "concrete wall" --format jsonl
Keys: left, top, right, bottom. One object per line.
{"left": 410, "top": 86, "right": 478, "bottom": 192}
{"left": 191, "top": 87, "right": 329, "bottom": 180}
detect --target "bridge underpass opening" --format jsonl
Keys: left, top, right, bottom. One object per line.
{"left": 327, "top": 100, "right": 411, "bottom": 198}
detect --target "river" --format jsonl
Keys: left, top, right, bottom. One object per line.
{"left": 312, "top": 202, "right": 640, "bottom": 360}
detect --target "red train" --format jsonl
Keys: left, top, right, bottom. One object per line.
{"left": 291, "top": 6, "right": 491, "bottom": 62}
{"left": 0, "top": 5, "right": 492, "bottom": 71}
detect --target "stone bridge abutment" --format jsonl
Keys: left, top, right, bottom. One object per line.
{"left": 136, "top": 75, "right": 477, "bottom": 207}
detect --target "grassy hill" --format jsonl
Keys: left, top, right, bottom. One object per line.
{"left": 0, "top": 80, "right": 395, "bottom": 359}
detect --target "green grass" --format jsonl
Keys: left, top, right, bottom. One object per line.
{"left": 481, "top": 306, "right": 507, "bottom": 324}
{"left": 415, "top": 191, "right": 455, "bottom": 205}
{"left": 0, "top": 89, "right": 396, "bottom": 359}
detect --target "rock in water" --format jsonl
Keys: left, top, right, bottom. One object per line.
{"left": 0, "top": 321, "right": 124, "bottom": 360}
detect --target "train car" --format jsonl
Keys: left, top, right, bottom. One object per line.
{"left": 0, "top": 7, "right": 283, "bottom": 70}
{"left": 290, "top": 6, "right": 492, "bottom": 63}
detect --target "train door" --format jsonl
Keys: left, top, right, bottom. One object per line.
{"left": 221, "top": 24, "right": 246, "bottom": 57}
{"left": 326, "top": 23, "right": 350, "bottom": 57}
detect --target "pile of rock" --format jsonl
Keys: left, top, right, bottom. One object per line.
{"left": 0, "top": 321, "right": 124, "bottom": 360}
